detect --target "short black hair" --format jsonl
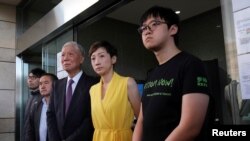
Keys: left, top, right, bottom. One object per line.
{"left": 140, "top": 6, "right": 180, "bottom": 45}
{"left": 89, "top": 41, "right": 118, "bottom": 58}
{"left": 41, "top": 73, "right": 58, "bottom": 82}
{"left": 29, "top": 68, "right": 46, "bottom": 78}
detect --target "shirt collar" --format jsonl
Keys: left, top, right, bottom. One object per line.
{"left": 67, "top": 70, "right": 82, "bottom": 85}
{"left": 42, "top": 97, "right": 48, "bottom": 105}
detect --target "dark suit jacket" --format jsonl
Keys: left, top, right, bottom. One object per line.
{"left": 26, "top": 96, "right": 48, "bottom": 141}
{"left": 47, "top": 72, "right": 98, "bottom": 141}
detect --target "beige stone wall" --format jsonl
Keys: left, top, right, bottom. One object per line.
{"left": 0, "top": 3, "right": 16, "bottom": 141}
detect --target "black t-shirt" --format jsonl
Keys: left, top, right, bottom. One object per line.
{"left": 141, "top": 51, "right": 210, "bottom": 141}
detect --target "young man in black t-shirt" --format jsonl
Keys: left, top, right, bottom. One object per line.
{"left": 133, "top": 6, "right": 210, "bottom": 141}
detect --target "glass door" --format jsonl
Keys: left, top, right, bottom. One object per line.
{"left": 15, "top": 29, "right": 73, "bottom": 141}
{"left": 42, "top": 29, "right": 73, "bottom": 75}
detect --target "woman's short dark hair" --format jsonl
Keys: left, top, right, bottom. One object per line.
{"left": 89, "top": 41, "right": 117, "bottom": 57}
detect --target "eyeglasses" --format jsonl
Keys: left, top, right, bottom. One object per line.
{"left": 28, "top": 75, "right": 38, "bottom": 80}
{"left": 138, "top": 20, "right": 167, "bottom": 34}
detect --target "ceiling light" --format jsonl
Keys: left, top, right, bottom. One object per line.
{"left": 216, "top": 25, "right": 221, "bottom": 28}
{"left": 175, "top": 11, "right": 181, "bottom": 14}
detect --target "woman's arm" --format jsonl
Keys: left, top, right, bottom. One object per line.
{"left": 127, "top": 77, "right": 141, "bottom": 118}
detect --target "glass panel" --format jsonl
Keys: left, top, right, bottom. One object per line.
{"left": 16, "top": 51, "right": 43, "bottom": 141}
{"left": 42, "top": 29, "right": 73, "bottom": 74}
{"left": 15, "top": 57, "right": 24, "bottom": 141}
{"left": 42, "top": 41, "right": 57, "bottom": 74}
{"left": 56, "top": 29, "right": 74, "bottom": 53}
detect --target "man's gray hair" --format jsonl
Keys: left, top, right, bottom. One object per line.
{"left": 62, "top": 41, "right": 85, "bottom": 56}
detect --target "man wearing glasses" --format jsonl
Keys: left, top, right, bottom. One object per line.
{"left": 24, "top": 68, "right": 46, "bottom": 141}
{"left": 133, "top": 6, "right": 210, "bottom": 141}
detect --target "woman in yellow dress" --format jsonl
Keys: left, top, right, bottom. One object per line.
{"left": 89, "top": 41, "right": 141, "bottom": 141}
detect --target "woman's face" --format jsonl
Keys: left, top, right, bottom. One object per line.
{"left": 90, "top": 47, "right": 116, "bottom": 76}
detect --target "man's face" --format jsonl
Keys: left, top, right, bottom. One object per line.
{"left": 141, "top": 16, "right": 172, "bottom": 51}
{"left": 61, "top": 45, "right": 84, "bottom": 74}
{"left": 39, "top": 75, "right": 53, "bottom": 97}
{"left": 27, "top": 73, "right": 40, "bottom": 90}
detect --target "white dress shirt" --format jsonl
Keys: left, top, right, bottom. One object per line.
{"left": 66, "top": 70, "right": 82, "bottom": 96}
{"left": 39, "top": 98, "right": 48, "bottom": 141}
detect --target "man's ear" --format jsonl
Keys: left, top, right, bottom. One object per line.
{"left": 111, "top": 56, "right": 117, "bottom": 64}
{"left": 80, "top": 56, "right": 84, "bottom": 64}
{"left": 169, "top": 24, "right": 178, "bottom": 35}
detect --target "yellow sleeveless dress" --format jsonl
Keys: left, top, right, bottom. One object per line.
{"left": 90, "top": 72, "right": 134, "bottom": 141}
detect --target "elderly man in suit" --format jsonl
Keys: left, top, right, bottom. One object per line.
{"left": 47, "top": 41, "right": 98, "bottom": 141}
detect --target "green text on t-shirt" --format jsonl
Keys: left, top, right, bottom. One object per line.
{"left": 144, "top": 78, "right": 174, "bottom": 89}
{"left": 197, "top": 76, "right": 208, "bottom": 87}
